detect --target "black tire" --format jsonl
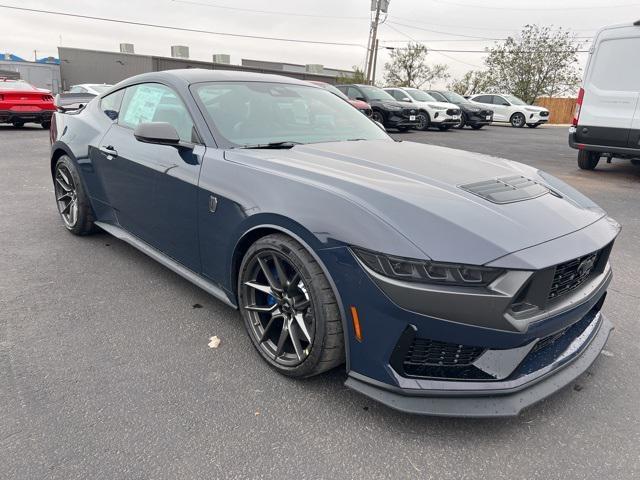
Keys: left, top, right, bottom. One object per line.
{"left": 437, "top": 124, "right": 452, "bottom": 131}
{"left": 471, "top": 124, "right": 483, "bottom": 130}
{"left": 53, "top": 155, "right": 96, "bottom": 235}
{"left": 577, "top": 150, "right": 601, "bottom": 170}
{"left": 510, "top": 112, "right": 526, "bottom": 128}
{"left": 416, "top": 112, "right": 430, "bottom": 131}
{"left": 371, "top": 110, "right": 384, "bottom": 125}
{"left": 527, "top": 123, "right": 540, "bottom": 128}
{"left": 454, "top": 114, "right": 466, "bottom": 129}
{"left": 12, "top": 121, "right": 24, "bottom": 128}
{"left": 42, "top": 121, "right": 51, "bottom": 129}
{"left": 238, "top": 234, "right": 345, "bottom": 378}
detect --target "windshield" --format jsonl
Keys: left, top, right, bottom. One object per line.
{"left": 0, "top": 81, "right": 36, "bottom": 91}
{"left": 404, "top": 88, "right": 436, "bottom": 102}
{"left": 503, "top": 94, "right": 528, "bottom": 106}
{"left": 358, "top": 85, "right": 396, "bottom": 101}
{"left": 322, "top": 83, "right": 349, "bottom": 101}
{"left": 89, "top": 84, "right": 112, "bottom": 93}
{"left": 193, "top": 82, "right": 390, "bottom": 147}
{"left": 441, "top": 91, "right": 467, "bottom": 103}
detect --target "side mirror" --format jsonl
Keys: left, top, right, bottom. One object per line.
{"left": 502, "top": 102, "right": 510, "bottom": 106}
{"left": 134, "top": 122, "right": 181, "bottom": 145}
{"left": 402, "top": 97, "right": 412, "bottom": 102}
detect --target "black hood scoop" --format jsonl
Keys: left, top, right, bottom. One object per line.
{"left": 459, "top": 175, "right": 549, "bottom": 204}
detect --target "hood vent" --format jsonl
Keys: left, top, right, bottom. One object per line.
{"left": 460, "top": 175, "right": 549, "bottom": 204}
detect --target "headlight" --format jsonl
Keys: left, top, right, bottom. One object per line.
{"left": 428, "top": 104, "right": 447, "bottom": 110}
{"left": 352, "top": 248, "right": 505, "bottom": 287}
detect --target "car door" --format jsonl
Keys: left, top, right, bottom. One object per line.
{"left": 93, "top": 82, "right": 204, "bottom": 271}
{"left": 490, "top": 95, "right": 511, "bottom": 122}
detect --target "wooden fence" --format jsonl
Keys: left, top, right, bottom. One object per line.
{"left": 534, "top": 97, "right": 577, "bottom": 124}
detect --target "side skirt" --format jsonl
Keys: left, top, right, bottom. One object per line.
{"left": 95, "top": 221, "right": 237, "bottom": 309}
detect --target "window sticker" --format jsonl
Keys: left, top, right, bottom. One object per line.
{"left": 122, "top": 85, "right": 166, "bottom": 126}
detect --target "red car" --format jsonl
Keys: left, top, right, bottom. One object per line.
{"left": 0, "top": 78, "right": 55, "bottom": 129}
{"left": 308, "top": 80, "right": 372, "bottom": 117}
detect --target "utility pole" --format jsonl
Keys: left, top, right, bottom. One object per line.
{"left": 371, "top": 39, "right": 379, "bottom": 85}
{"left": 365, "top": 0, "right": 388, "bottom": 85}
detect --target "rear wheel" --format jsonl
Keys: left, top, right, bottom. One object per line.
{"left": 53, "top": 156, "right": 96, "bottom": 235}
{"left": 510, "top": 112, "right": 526, "bottom": 128}
{"left": 577, "top": 150, "right": 601, "bottom": 170}
{"left": 238, "top": 234, "right": 344, "bottom": 378}
{"left": 12, "top": 121, "right": 24, "bottom": 128}
{"left": 371, "top": 110, "right": 384, "bottom": 125}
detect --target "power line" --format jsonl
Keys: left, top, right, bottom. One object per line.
{"left": 0, "top": 4, "right": 366, "bottom": 48}
{"left": 387, "top": 20, "right": 503, "bottom": 40}
{"left": 429, "top": 0, "right": 640, "bottom": 10}
{"left": 170, "top": 0, "right": 368, "bottom": 20}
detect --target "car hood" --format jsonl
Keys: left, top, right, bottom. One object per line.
{"left": 225, "top": 140, "right": 605, "bottom": 265}
{"left": 423, "top": 101, "right": 459, "bottom": 110}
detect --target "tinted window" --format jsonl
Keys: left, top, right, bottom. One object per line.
{"left": 100, "top": 89, "right": 125, "bottom": 121}
{"left": 358, "top": 85, "right": 396, "bottom": 102}
{"left": 428, "top": 91, "right": 447, "bottom": 102}
{"left": 119, "top": 83, "right": 197, "bottom": 143}
{"left": 345, "top": 86, "right": 362, "bottom": 100}
{"left": 492, "top": 95, "right": 509, "bottom": 105}
{"left": 474, "top": 95, "right": 493, "bottom": 104}
{"left": 590, "top": 37, "right": 640, "bottom": 92}
{"left": 385, "top": 89, "right": 403, "bottom": 101}
{"left": 502, "top": 95, "right": 527, "bottom": 105}
{"left": 193, "top": 82, "right": 389, "bottom": 147}
{"left": 441, "top": 91, "right": 467, "bottom": 103}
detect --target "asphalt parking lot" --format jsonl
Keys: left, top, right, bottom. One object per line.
{"left": 2, "top": 124, "right": 639, "bottom": 479}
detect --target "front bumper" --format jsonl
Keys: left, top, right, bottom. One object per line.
{"left": 527, "top": 112, "right": 549, "bottom": 125}
{"left": 0, "top": 109, "right": 53, "bottom": 124}
{"left": 345, "top": 312, "right": 612, "bottom": 417}
{"left": 465, "top": 111, "right": 493, "bottom": 126}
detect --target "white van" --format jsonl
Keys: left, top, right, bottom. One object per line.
{"left": 569, "top": 20, "right": 640, "bottom": 169}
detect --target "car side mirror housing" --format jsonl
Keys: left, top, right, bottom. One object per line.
{"left": 134, "top": 122, "right": 181, "bottom": 145}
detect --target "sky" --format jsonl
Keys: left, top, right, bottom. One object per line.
{"left": 1, "top": 0, "right": 639, "bottom": 88}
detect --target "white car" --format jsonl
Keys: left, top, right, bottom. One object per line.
{"left": 384, "top": 87, "right": 461, "bottom": 131}
{"left": 468, "top": 93, "right": 549, "bottom": 128}
{"left": 569, "top": 20, "right": 640, "bottom": 170}
{"left": 68, "top": 84, "right": 113, "bottom": 95}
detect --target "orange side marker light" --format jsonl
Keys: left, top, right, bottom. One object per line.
{"left": 350, "top": 306, "right": 363, "bottom": 342}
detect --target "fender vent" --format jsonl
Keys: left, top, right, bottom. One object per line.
{"left": 460, "top": 175, "right": 549, "bottom": 204}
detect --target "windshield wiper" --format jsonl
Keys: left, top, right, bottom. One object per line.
{"left": 240, "top": 141, "right": 302, "bottom": 149}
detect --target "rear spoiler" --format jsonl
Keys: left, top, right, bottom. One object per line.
{"left": 54, "top": 92, "right": 96, "bottom": 112}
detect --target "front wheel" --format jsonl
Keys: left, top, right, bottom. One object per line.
{"left": 510, "top": 112, "right": 526, "bottom": 128}
{"left": 455, "top": 115, "right": 466, "bottom": 129}
{"left": 416, "top": 112, "right": 430, "bottom": 131}
{"left": 371, "top": 110, "right": 384, "bottom": 125}
{"left": 53, "top": 156, "right": 96, "bottom": 235}
{"left": 238, "top": 234, "right": 344, "bottom": 378}
{"left": 577, "top": 150, "right": 601, "bottom": 170}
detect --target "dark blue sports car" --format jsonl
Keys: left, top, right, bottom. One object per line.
{"left": 50, "top": 69, "right": 619, "bottom": 417}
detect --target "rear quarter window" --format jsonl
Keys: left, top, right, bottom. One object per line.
{"left": 589, "top": 37, "right": 640, "bottom": 92}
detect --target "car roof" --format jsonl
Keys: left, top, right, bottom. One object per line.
{"left": 114, "top": 69, "right": 314, "bottom": 89}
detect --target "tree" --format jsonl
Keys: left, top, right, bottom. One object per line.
{"left": 383, "top": 43, "right": 450, "bottom": 88}
{"left": 448, "top": 70, "right": 495, "bottom": 96}
{"left": 336, "top": 66, "right": 367, "bottom": 84}
{"left": 484, "top": 24, "right": 583, "bottom": 103}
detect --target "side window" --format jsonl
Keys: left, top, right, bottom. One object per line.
{"left": 474, "top": 95, "right": 492, "bottom": 104}
{"left": 100, "top": 89, "right": 125, "bottom": 121}
{"left": 346, "top": 86, "right": 361, "bottom": 100}
{"left": 493, "top": 95, "right": 508, "bottom": 105}
{"left": 590, "top": 38, "right": 640, "bottom": 92}
{"left": 388, "top": 89, "right": 402, "bottom": 101}
{"left": 118, "top": 83, "right": 198, "bottom": 143}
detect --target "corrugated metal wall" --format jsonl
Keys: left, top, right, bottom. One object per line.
{"left": 59, "top": 47, "right": 340, "bottom": 89}
{"left": 0, "top": 61, "right": 61, "bottom": 93}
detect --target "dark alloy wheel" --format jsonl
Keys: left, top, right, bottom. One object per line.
{"left": 416, "top": 112, "right": 430, "bottom": 131}
{"left": 510, "top": 112, "right": 526, "bottom": 128}
{"left": 53, "top": 156, "right": 96, "bottom": 235}
{"left": 455, "top": 114, "right": 466, "bottom": 129}
{"left": 371, "top": 110, "right": 384, "bottom": 125}
{"left": 238, "top": 234, "right": 344, "bottom": 378}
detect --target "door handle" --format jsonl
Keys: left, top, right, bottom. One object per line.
{"left": 99, "top": 145, "right": 118, "bottom": 158}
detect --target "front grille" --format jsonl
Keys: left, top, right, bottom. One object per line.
{"left": 548, "top": 251, "right": 600, "bottom": 301}
{"left": 539, "top": 111, "right": 549, "bottom": 117}
{"left": 447, "top": 108, "right": 461, "bottom": 116}
{"left": 402, "top": 108, "right": 417, "bottom": 117}
{"left": 460, "top": 175, "right": 549, "bottom": 204}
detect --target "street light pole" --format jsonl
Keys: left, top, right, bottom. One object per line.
{"left": 365, "top": 1, "right": 382, "bottom": 84}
